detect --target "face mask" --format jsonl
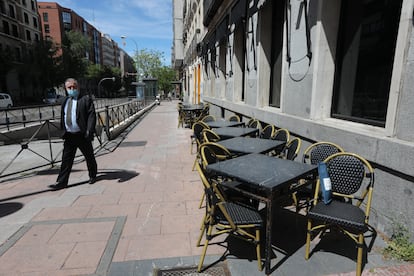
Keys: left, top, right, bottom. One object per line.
{"left": 67, "top": 89, "right": 79, "bottom": 98}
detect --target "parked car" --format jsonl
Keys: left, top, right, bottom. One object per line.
{"left": 43, "top": 89, "right": 64, "bottom": 104}
{"left": 0, "top": 93, "right": 13, "bottom": 109}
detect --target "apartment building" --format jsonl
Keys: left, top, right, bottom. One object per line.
{"left": 37, "top": 2, "right": 101, "bottom": 64}
{"left": 172, "top": 0, "right": 414, "bottom": 239}
{"left": 0, "top": 0, "right": 42, "bottom": 101}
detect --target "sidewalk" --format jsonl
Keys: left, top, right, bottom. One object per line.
{"left": 0, "top": 100, "right": 411, "bottom": 276}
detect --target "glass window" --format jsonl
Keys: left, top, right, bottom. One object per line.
{"left": 269, "top": 0, "right": 285, "bottom": 108}
{"left": 43, "top": 12, "right": 48, "bottom": 22}
{"left": 24, "top": 12, "right": 29, "bottom": 23}
{"left": 62, "top": 11, "right": 71, "bottom": 24}
{"left": 33, "top": 17, "right": 37, "bottom": 28}
{"left": 8, "top": 4, "right": 15, "bottom": 18}
{"left": 332, "top": 0, "right": 403, "bottom": 127}
{"left": 44, "top": 24, "right": 50, "bottom": 33}
{"left": 12, "top": 24, "right": 18, "bottom": 37}
{"left": 26, "top": 30, "right": 31, "bottom": 41}
{"left": 3, "top": 20, "right": 10, "bottom": 35}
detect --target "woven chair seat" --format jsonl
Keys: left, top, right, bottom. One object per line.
{"left": 217, "top": 202, "right": 263, "bottom": 226}
{"left": 308, "top": 200, "right": 368, "bottom": 232}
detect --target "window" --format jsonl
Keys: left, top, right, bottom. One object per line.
{"left": 31, "top": 0, "right": 35, "bottom": 11}
{"left": 2, "top": 20, "right": 10, "bottom": 35}
{"left": 34, "top": 33, "right": 39, "bottom": 41}
{"left": 12, "top": 24, "right": 18, "bottom": 37}
{"left": 33, "top": 17, "right": 37, "bottom": 28}
{"left": 26, "top": 30, "right": 31, "bottom": 41}
{"left": 24, "top": 12, "right": 29, "bottom": 23}
{"left": 22, "top": 0, "right": 26, "bottom": 6}
{"left": 15, "top": 47, "right": 21, "bottom": 61}
{"left": 269, "top": 0, "right": 285, "bottom": 108}
{"left": 62, "top": 11, "right": 71, "bottom": 24}
{"left": 44, "top": 24, "right": 50, "bottom": 33}
{"left": 8, "top": 4, "right": 15, "bottom": 18}
{"left": 42, "top": 12, "right": 48, "bottom": 22}
{"left": 332, "top": 0, "right": 403, "bottom": 127}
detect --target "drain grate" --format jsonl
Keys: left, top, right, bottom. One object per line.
{"left": 154, "top": 263, "right": 231, "bottom": 276}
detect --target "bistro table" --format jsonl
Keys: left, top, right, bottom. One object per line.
{"left": 206, "top": 153, "right": 317, "bottom": 275}
{"left": 205, "top": 120, "right": 244, "bottom": 128}
{"left": 214, "top": 127, "right": 259, "bottom": 140}
{"left": 218, "top": 136, "right": 285, "bottom": 155}
{"left": 181, "top": 104, "right": 204, "bottom": 127}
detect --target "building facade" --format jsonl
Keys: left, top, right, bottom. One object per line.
{"left": 37, "top": 2, "right": 101, "bottom": 64}
{"left": 0, "top": 0, "right": 42, "bottom": 102}
{"left": 172, "top": 0, "right": 414, "bottom": 239}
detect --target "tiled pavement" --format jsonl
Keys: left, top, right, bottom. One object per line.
{"left": 0, "top": 101, "right": 412, "bottom": 276}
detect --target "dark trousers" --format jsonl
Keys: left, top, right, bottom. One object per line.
{"left": 56, "top": 133, "right": 97, "bottom": 185}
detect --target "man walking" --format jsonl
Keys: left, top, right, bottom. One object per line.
{"left": 49, "top": 78, "right": 98, "bottom": 190}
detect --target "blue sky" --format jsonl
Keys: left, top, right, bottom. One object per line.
{"left": 52, "top": 0, "right": 173, "bottom": 65}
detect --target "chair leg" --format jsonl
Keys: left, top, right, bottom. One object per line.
{"left": 255, "top": 229, "right": 263, "bottom": 271}
{"left": 192, "top": 155, "right": 198, "bottom": 171}
{"left": 198, "top": 225, "right": 213, "bottom": 272}
{"left": 305, "top": 219, "right": 312, "bottom": 260}
{"left": 197, "top": 214, "right": 207, "bottom": 247}
{"left": 356, "top": 234, "right": 364, "bottom": 276}
{"left": 198, "top": 192, "right": 205, "bottom": 209}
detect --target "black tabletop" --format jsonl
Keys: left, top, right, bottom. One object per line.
{"left": 214, "top": 127, "right": 258, "bottom": 139}
{"left": 207, "top": 153, "right": 317, "bottom": 195}
{"left": 182, "top": 104, "right": 204, "bottom": 111}
{"left": 205, "top": 121, "right": 244, "bottom": 128}
{"left": 218, "top": 137, "right": 285, "bottom": 155}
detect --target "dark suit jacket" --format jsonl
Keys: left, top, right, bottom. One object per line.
{"left": 60, "top": 94, "right": 96, "bottom": 140}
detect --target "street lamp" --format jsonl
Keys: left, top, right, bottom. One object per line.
{"left": 121, "top": 35, "right": 145, "bottom": 103}
{"left": 98, "top": 77, "right": 115, "bottom": 98}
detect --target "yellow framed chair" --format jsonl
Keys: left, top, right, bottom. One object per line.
{"left": 228, "top": 114, "right": 240, "bottom": 122}
{"left": 195, "top": 161, "right": 263, "bottom": 272}
{"left": 260, "top": 124, "right": 276, "bottom": 139}
{"left": 202, "top": 129, "right": 221, "bottom": 143}
{"left": 305, "top": 152, "right": 375, "bottom": 276}
{"left": 291, "top": 141, "right": 345, "bottom": 211}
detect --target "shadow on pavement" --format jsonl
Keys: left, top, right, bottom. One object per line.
{"left": 96, "top": 169, "right": 139, "bottom": 182}
{"left": 0, "top": 202, "right": 24, "bottom": 217}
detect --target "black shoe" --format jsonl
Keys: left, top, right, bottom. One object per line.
{"left": 48, "top": 182, "right": 67, "bottom": 190}
{"left": 89, "top": 177, "right": 97, "bottom": 184}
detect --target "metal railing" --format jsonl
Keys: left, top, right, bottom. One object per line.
{"left": 0, "top": 99, "right": 154, "bottom": 179}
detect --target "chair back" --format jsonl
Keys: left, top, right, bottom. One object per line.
{"left": 202, "top": 129, "right": 220, "bottom": 143}
{"left": 272, "top": 128, "right": 290, "bottom": 143}
{"left": 192, "top": 121, "right": 210, "bottom": 147}
{"left": 228, "top": 115, "right": 240, "bottom": 122}
{"left": 201, "top": 115, "right": 216, "bottom": 122}
{"left": 302, "top": 141, "right": 344, "bottom": 165}
{"left": 200, "top": 142, "right": 232, "bottom": 168}
{"left": 280, "top": 137, "right": 301, "bottom": 161}
{"left": 260, "top": 124, "right": 276, "bottom": 139}
{"left": 315, "top": 152, "right": 375, "bottom": 214}
{"left": 248, "top": 119, "right": 262, "bottom": 130}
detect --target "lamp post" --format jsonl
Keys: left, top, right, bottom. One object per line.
{"left": 121, "top": 36, "right": 145, "bottom": 103}
{"left": 98, "top": 77, "right": 115, "bottom": 98}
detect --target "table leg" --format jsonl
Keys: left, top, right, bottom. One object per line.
{"left": 265, "top": 198, "right": 273, "bottom": 275}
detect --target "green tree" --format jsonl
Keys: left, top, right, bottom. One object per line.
{"left": 19, "top": 39, "right": 62, "bottom": 98}
{"left": 0, "top": 47, "right": 15, "bottom": 91}
{"left": 135, "top": 49, "right": 176, "bottom": 95}
{"left": 61, "top": 30, "right": 91, "bottom": 79}
{"left": 153, "top": 66, "right": 176, "bottom": 94}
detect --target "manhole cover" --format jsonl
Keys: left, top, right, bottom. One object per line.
{"left": 154, "top": 263, "right": 231, "bottom": 276}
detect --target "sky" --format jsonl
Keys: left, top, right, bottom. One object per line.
{"left": 52, "top": 0, "right": 173, "bottom": 65}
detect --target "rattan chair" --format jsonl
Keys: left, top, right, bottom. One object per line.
{"left": 228, "top": 114, "right": 240, "bottom": 122}
{"left": 272, "top": 128, "right": 290, "bottom": 143}
{"left": 195, "top": 161, "right": 263, "bottom": 272}
{"left": 260, "top": 124, "right": 276, "bottom": 139}
{"left": 202, "top": 129, "right": 221, "bottom": 143}
{"left": 291, "top": 141, "right": 345, "bottom": 211}
{"left": 201, "top": 114, "right": 216, "bottom": 123}
{"left": 278, "top": 137, "right": 302, "bottom": 161}
{"left": 191, "top": 121, "right": 210, "bottom": 170}
{"left": 305, "top": 152, "right": 375, "bottom": 276}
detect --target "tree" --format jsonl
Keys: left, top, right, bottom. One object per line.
{"left": 19, "top": 39, "right": 62, "bottom": 97}
{"left": 153, "top": 66, "right": 176, "bottom": 94}
{"left": 60, "top": 30, "right": 91, "bottom": 79}
{"left": 135, "top": 49, "right": 176, "bottom": 95}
